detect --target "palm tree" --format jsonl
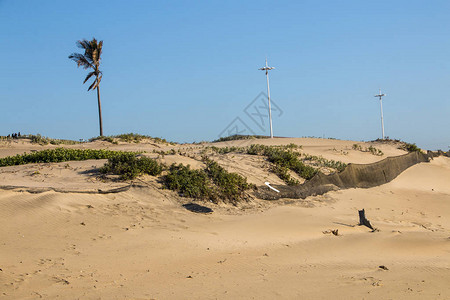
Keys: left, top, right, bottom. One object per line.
{"left": 69, "top": 38, "right": 104, "bottom": 136}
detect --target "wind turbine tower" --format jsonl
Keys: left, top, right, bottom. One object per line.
{"left": 374, "top": 88, "right": 387, "bottom": 140}
{"left": 259, "top": 58, "right": 275, "bottom": 138}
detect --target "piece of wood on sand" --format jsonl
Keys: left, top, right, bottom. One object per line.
{"left": 358, "top": 209, "right": 374, "bottom": 230}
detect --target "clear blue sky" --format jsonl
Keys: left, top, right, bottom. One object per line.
{"left": 1, "top": 0, "right": 449, "bottom": 150}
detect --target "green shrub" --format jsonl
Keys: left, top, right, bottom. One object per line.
{"left": 116, "top": 133, "right": 141, "bottom": 143}
{"left": 205, "top": 159, "right": 249, "bottom": 203}
{"left": 286, "top": 143, "right": 301, "bottom": 149}
{"left": 29, "top": 134, "right": 50, "bottom": 145}
{"left": 163, "top": 164, "right": 212, "bottom": 199}
{"left": 265, "top": 148, "right": 299, "bottom": 167}
{"left": 289, "top": 160, "right": 318, "bottom": 180}
{"left": 400, "top": 142, "right": 421, "bottom": 153}
{"left": 270, "top": 165, "right": 299, "bottom": 185}
{"left": 302, "top": 154, "right": 347, "bottom": 172}
{"left": 152, "top": 149, "right": 178, "bottom": 157}
{"left": 49, "top": 139, "right": 79, "bottom": 145}
{"left": 247, "top": 144, "right": 318, "bottom": 180}
{"left": 22, "top": 134, "right": 79, "bottom": 146}
{"left": 212, "top": 134, "right": 267, "bottom": 143}
{"left": 352, "top": 144, "right": 362, "bottom": 151}
{"left": 203, "top": 146, "right": 245, "bottom": 155}
{"left": 0, "top": 148, "right": 130, "bottom": 167}
{"left": 367, "top": 146, "right": 384, "bottom": 156}
{"left": 163, "top": 160, "right": 250, "bottom": 204}
{"left": 104, "top": 136, "right": 115, "bottom": 143}
{"left": 90, "top": 133, "right": 174, "bottom": 145}
{"left": 371, "top": 138, "right": 421, "bottom": 153}
{"left": 246, "top": 144, "right": 267, "bottom": 155}
{"left": 100, "top": 153, "right": 163, "bottom": 180}
{"left": 352, "top": 144, "right": 383, "bottom": 156}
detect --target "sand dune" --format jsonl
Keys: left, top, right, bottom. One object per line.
{"left": 0, "top": 138, "right": 449, "bottom": 299}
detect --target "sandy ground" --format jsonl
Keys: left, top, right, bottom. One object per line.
{"left": 0, "top": 138, "right": 449, "bottom": 299}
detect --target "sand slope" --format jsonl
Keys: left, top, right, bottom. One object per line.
{"left": 0, "top": 139, "right": 449, "bottom": 299}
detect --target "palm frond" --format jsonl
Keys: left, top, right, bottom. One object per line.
{"left": 88, "top": 78, "right": 98, "bottom": 91}
{"left": 83, "top": 71, "right": 96, "bottom": 84}
{"left": 96, "top": 40, "right": 103, "bottom": 62}
{"left": 83, "top": 52, "right": 94, "bottom": 65}
{"left": 91, "top": 74, "right": 102, "bottom": 90}
{"left": 76, "top": 40, "right": 95, "bottom": 64}
{"left": 68, "top": 53, "right": 93, "bottom": 69}
{"left": 76, "top": 39, "right": 91, "bottom": 50}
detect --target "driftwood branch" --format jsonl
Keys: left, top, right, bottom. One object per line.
{"left": 358, "top": 209, "right": 374, "bottom": 230}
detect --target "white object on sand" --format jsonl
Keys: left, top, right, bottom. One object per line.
{"left": 265, "top": 181, "right": 280, "bottom": 193}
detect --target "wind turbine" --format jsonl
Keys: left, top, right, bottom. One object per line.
{"left": 374, "top": 88, "right": 386, "bottom": 139}
{"left": 259, "top": 58, "right": 275, "bottom": 138}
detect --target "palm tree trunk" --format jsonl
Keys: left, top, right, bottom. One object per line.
{"left": 96, "top": 85, "right": 103, "bottom": 136}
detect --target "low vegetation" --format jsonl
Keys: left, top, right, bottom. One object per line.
{"left": 163, "top": 164, "right": 212, "bottom": 199}
{"left": 212, "top": 134, "right": 268, "bottom": 143}
{"left": 96, "top": 150, "right": 251, "bottom": 203}
{"left": 352, "top": 144, "right": 384, "bottom": 156}
{"left": 205, "top": 159, "right": 250, "bottom": 203}
{"left": 100, "top": 153, "right": 163, "bottom": 180}
{"left": 201, "top": 146, "right": 245, "bottom": 155}
{"left": 0, "top": 134, "right": 353, "bottom": 202}
{"left": 398, "top": 142, "right": 421, "bottom": 153}
{"left": 90, "top": 133, "right": 176, "bottom": 145}
{"left": 163, "top": 158, "right": 251, "bottom": 204}
{"left": 152, "top": 149, "right": 177, "bottom": 157}
{"left": 302, "top": 154, "right": 347, "bottom": 172}
{"left": 30, "top": 134, "right": 80, "bottom": 145}
{"left": 0, "top": 148, "right": 132, "bottom": 167}
{"left": 10, "top": 134, "right": 80, "bottom": 146}
{"left": 371, "top": 138, "right": 422, "bottom": 153}
{"left": 270, "top": 164, "right": 300, "bottom": 186}
{"left": 200, "top": 143, "right": 345, "bottom": 185}
{"left": 247, "top": 144, "right": 318, "bottom": 181}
